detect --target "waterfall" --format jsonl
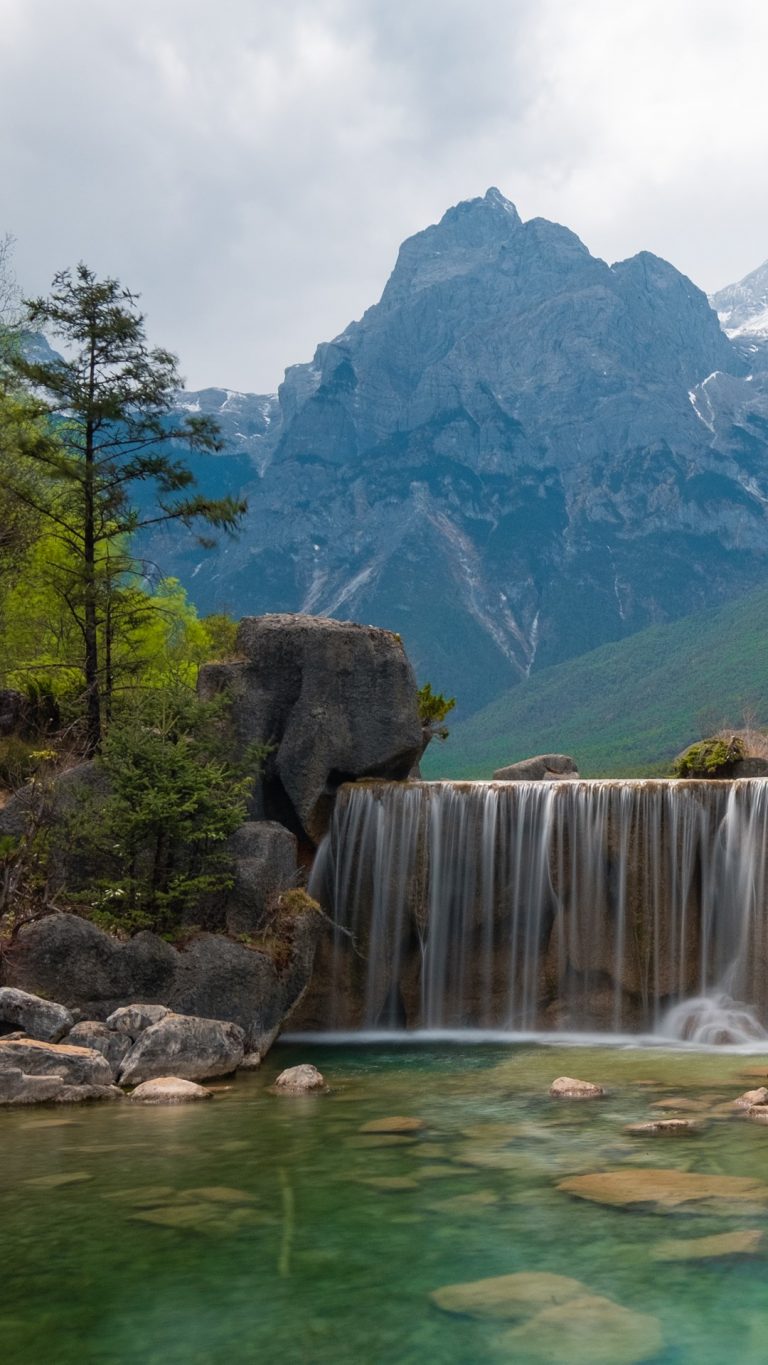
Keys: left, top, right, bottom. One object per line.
{"left": 305, "top": 779, "right": 768, "bottom": 1039}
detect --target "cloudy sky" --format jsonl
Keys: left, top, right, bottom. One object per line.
{"left": 2, "top": 0, "right": 767, "bottom": 393}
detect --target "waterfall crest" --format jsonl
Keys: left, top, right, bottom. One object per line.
{"left": 304, "top": 779, "right": 768, "bottom": 1038}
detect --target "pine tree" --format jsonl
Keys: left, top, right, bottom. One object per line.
{"left": 1, "top": 264, "right": 246, "bottom": 750}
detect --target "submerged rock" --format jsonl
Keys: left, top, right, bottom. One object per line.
{"left": 653, "top": 1229, "right": 764, "bottom": 1260}
{"left": 358, "top": 1116, "right": 426, "bottom": 1134}
{"left": 0, "top": 987, "right": 73, "bottom": 1043}
{"left": 269, "top": 1063, "right": 327, "bottom": 1094}
{"left": 558, "top": 1168, "right": 768, "bottom": 1212}
{"left": 550, "top": 1076, "right": 605, "bottom": 1099}
{"left": 495, "top": 1294, "right": 663, "bottom": 1365}
{"left": 119, "top": 1014, "right": 245, "bottom": 1085}
{"left": 129, "top": 1076, "right": 214, "bottom": 1104}
{"left": 430, "top": 1271, "right": 587, "bottom": 1321}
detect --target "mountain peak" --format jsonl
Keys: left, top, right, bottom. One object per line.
{"left": 381, "top": 188, "right": 522, "bottom": 305}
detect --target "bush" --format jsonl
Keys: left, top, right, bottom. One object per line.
{"left": 65, "top": 686, "right": 268, "bottom": 934}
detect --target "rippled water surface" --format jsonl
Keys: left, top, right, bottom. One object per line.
{"left": 4, "top": 1041, "right": 768, "bottom": 1363}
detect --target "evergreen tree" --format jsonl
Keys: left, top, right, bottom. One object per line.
{"left": 1, "top": 265, "right": 246, "bottom": 750}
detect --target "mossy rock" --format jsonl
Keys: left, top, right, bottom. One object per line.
{"left": 672, "top": 735, "right": 745, "bottom": 778}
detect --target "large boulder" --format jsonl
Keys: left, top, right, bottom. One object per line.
{"left": 198, "top": 614, "right": 422, "bottom": 843}
{"left": 119, "top": 1013, "right": 245, "bottom": 1085}
{"left": 3, "top": 908, "right": 323, "bottom": 1057}
{"left": 225, "top": 821, "right": 299, "bottom": 935}
{"left": 493, "top": 754, "right": 579, "bottom": 781}
{"left": 0, "top": 987, "right": 73, "bottom": 1042}
{"left": 0, "top": 1037, "right": 114, "bottom": 1086}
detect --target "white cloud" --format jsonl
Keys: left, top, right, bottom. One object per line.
{"left": 1, "top": 0, "right": 767, "bottom": 391}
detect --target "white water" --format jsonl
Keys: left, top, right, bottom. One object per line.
{"left": 308, "top": 779, "right": 768, "bottom": 1040}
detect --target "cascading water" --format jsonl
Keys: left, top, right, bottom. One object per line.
{"left": 304, "top": 779, "right": 768, "bottom": 1042}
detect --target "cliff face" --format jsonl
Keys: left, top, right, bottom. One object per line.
{"left": 161, "top": 190, "right": 768, "bottom": 714}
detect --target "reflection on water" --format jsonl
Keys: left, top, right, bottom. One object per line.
{"left": 2, "top": 1041, "right": 768, "bottom": 1364}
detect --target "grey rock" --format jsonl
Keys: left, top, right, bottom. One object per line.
{"left": 198, "top": 614, "right": 422, "bottom": 843}
{"left": 0, "top": 1066, "right": 65, "bottom": 1104}
{"left": 733, "top": 758, "right": 768, "bottom": 778}
{"left": 129, "top": 1076, "right": 214, "bottom": 1104}
{"left": 270, "top": 1063, "right": 327, "bottom": 1094}
{"left": 3, "top": 913, "right": 178, "bottom": 1012}
{"left": 65, "top": 1021, "right": 133, "bottom": 1071}
{"left": 225, "top": 821, "right": 298, "bottom": 934}
{"left": 119, "top": 1013, "right": 245, "bottom": 1085}
{"left": 105, "top": 1004, "right": 170, "bottom": 1040}
{"left": 0, "top": 987, "right": 74, "bottom": 1042}
{"left": 0, "top": 1037, "right": 114, "bottom": 1086}
{"left": 493, "top": 754, "right": 579, "bottom": 781}
{"left": 3, "top": 910, "right": 323, "bottom": 1056}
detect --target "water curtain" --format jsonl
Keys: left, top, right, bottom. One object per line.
{"left": 308, "top": 780, "right": 768, "bottom": 1041}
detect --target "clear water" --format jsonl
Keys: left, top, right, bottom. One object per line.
{"left": 4, "top": 1041, "right": 768, "bottom": 1364}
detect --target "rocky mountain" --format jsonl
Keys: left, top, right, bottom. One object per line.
{"left": 152, "top": 190, "right": 768, "bottom": 715}
{"left": 710, "top": 261, "right": 768, "bottom": 372}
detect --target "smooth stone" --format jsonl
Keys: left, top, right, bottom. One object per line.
{"left": 495, "top": 1294, "right": 663, "bottom": 1365}
{"left": 105, "top": 1004, "right": 170, "bottom": 1039}
{"left": 558, "top": 1169, "right": 768, "bottom": 1212}
{"left": 412, "top": 1164, "right": 457, "bottom": 1180}
{"left": 358, "top": 1116, "right": 426, "bottom": 1134}
{"left": 129, "top": 1077, "right": 213, "bottom": 1104}
{"left": 745, "top": 1106, "right": 768, "bottom": 1124}
{"left": 430, "top": 1271, "right": 587, "bottom": 1321}
{"left": 0, "top": 987, "right": 73, "bottom": 1043}
{"left": 653, "top": 1229, "right": 764, "bottom": 1260}
{"left": 550, "top": 1076, "right": 605, "bottom": 1099}
{"left": 624, "top": 1119, "right": 705, "bottom": 1136}
{"left": 269, "top": 1063, "right": 327, "bottom": 1094}
{"left": 411, "top": 1144, "right": 452, "bottom": 1159}
{"left": 238, "top": 1052, "right": 263, "bottom": 1070}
